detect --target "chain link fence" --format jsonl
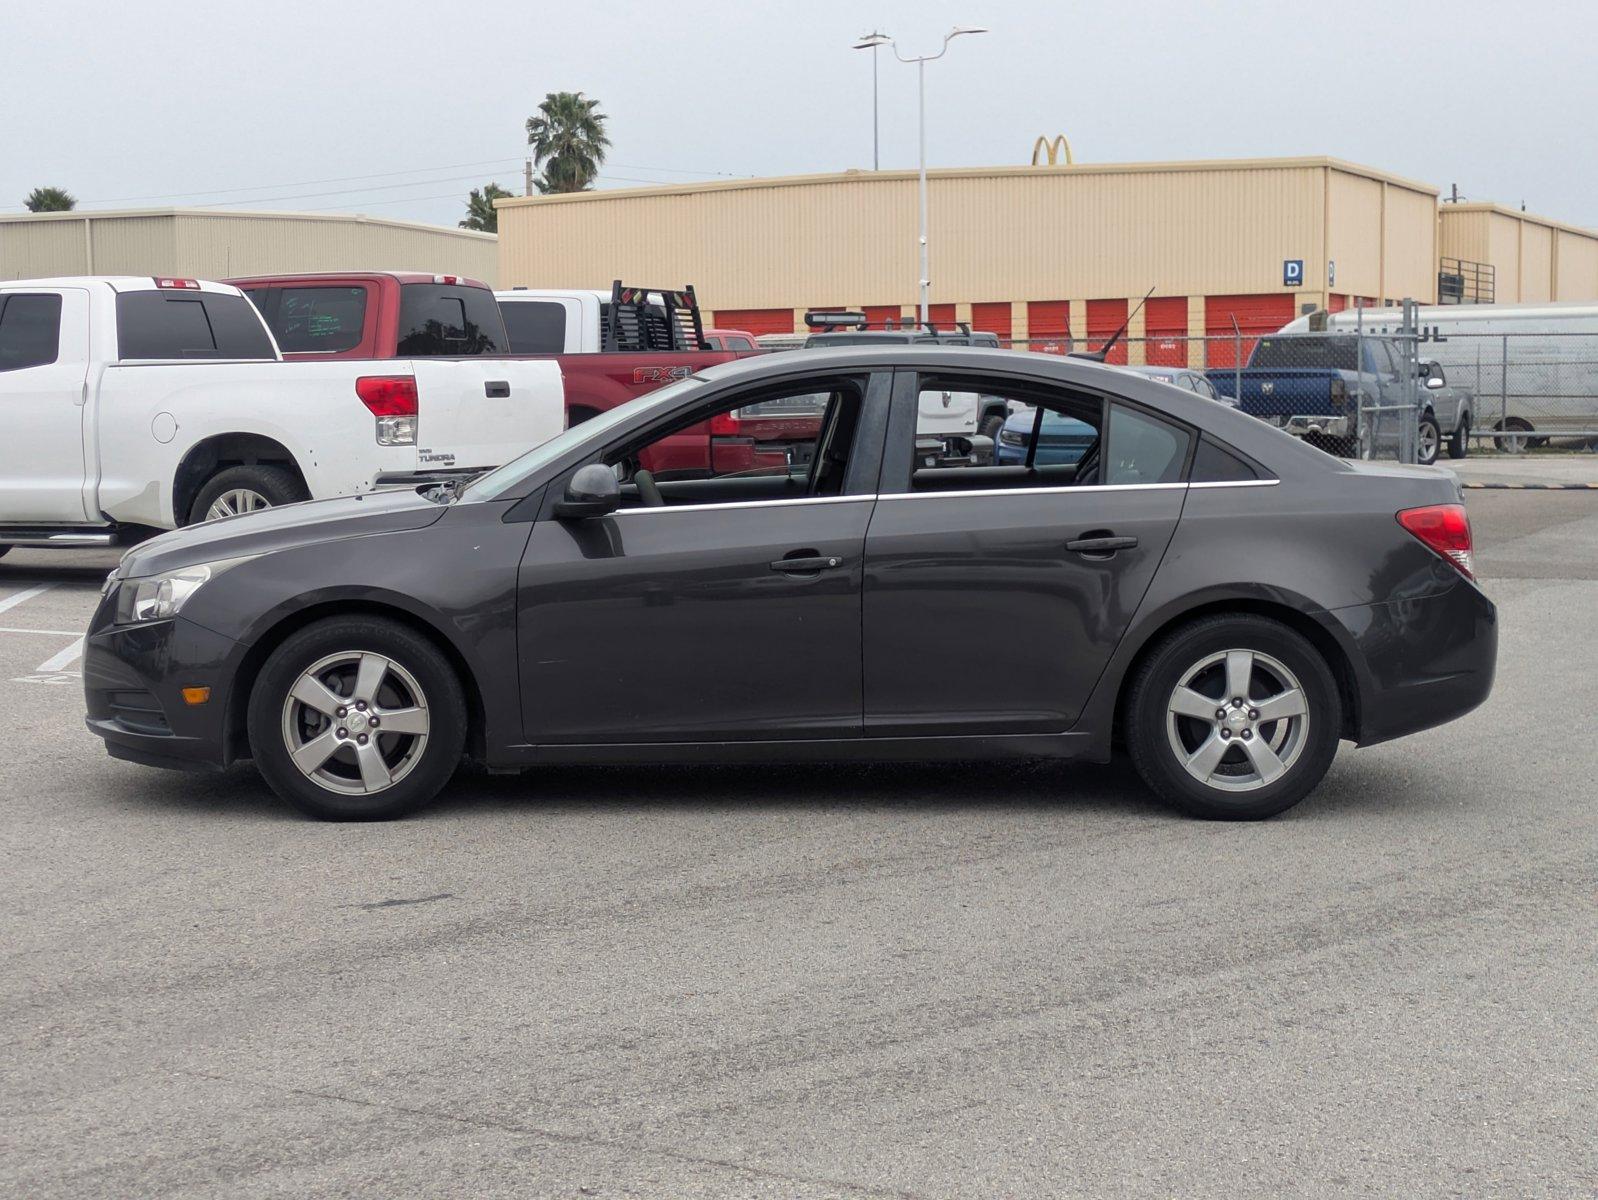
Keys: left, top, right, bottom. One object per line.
{"left": 1002, "top": 328, "right": 1424, "bottom": 463}
{"left": 1001, "top": 323, "right": 1598, "bottom": 458}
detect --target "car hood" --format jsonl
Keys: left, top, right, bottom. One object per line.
{"left": 117, "top": 488, "right": 448, "bottom": 578}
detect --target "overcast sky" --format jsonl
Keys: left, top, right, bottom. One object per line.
{"left": 4, "top": 0, "right": 1596, "bottom": 230}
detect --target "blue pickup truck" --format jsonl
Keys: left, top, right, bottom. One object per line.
{"left": 1209, "top": 332, "right": 1472, "bottom": 464}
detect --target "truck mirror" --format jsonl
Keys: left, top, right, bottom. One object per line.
{"left": 554, "top": 463, "right": 621, "bottom": 519}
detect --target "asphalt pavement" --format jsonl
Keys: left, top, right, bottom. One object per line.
{"left": 2, "top": 489, "right": 1595, "bottom": 1198}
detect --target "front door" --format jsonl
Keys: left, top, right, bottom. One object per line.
{"left": 516, "top": 370, "right": 888, "bottom": 744}
{"left": 0, "top": 288, "right": 92, "bottom": 523}
{"left": 863, "top": 370, "right": 1190, "bottom": 736}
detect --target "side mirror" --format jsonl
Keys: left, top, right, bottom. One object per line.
{"left": 1424, "top": 375, "right": 1445, "bottom": 390}
{"left": 553, "top": 462, "right": 620, "bottom": 519}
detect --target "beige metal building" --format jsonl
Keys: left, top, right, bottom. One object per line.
{"left": 0, "top": 207, "right": 499, "bottom": 285}
{"left": 1437, "top": 202, "right": 1598, "bottom": 304}
{"left": 496, "top": 155, "right": 1598, "bottom": 363}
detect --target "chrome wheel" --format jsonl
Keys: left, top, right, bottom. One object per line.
{"left": 1417, "top": 420, "right": 1439, "bottom": 464}
{"left": 206, "top": 488, "right": 271, "bottom": 521}
{"left": 280, "top": 651, "right": 430, "bottom": 796}
{"left": 1165, "top": 649, "right": 1310, "bottom": 793}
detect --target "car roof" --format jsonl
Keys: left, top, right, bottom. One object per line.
{"left": 0, "top": 275, "right": 244, "bottom": 295}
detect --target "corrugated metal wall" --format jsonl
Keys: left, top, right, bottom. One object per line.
{"left": 0, "top": 209, "right": 497, "bottom": 284}
{"left": 497, "top": 158, "right": 1447, "bottom": 314}
{"left": 1438, "top": 204, "right": 1598, "bottom": 303}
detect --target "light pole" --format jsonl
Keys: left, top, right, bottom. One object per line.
{"left": 853, "top": 27, "right": 987, "bottom": 326}
{"left": 855, "top": 30, "right": 886, "bottom": 170}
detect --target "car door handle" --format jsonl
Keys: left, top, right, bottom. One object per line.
{"left": 770, "top": 554, "right": 845, "bottom": 573}
{"left": 1065, "top": 534, "right": 1138, "bottom": 557}
{"left": 485, "top": 380, "right": 510, "bottom": 398}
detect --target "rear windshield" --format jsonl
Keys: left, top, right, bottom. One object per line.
{"left": 500, "top": 299, "right": 567, "bottom": 354}
{"left": 115, "top": 290, "right": 276, "bottom": 360}
{"left": 275, "top": 286, "right": 368, "bottom": 353}
{"left": 397, "top": 284, "right": 508, "bottom": 356}
{"left": 1250, "top": 337, "right": 1359, "bottom": 372}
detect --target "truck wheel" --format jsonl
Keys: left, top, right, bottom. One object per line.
{"left": 248, "top": 615, "right": 467, "bottom": 820}
{"left": 979, "top": 413, "right": 1005, "bottom": 441}
{"left": 1124, "top": 614, "right": 1340, "bottom": 820}
{"left": 1447, "top": 417, "right": 1470, "bottom": 460}
{"left": 1493, "top": 417, "right": 1535, "bottom": 454}
{"left": 1415, "top": 415, "right": 1441, "bottom": 466}
{"left": 189, "top": 465, "right": 308, "bottom": 525}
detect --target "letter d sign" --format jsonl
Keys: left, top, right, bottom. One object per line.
{"left": 1283, "top": 259, "right": 1305, "bottom": 287}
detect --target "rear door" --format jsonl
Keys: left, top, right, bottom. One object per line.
{"left": 863, "top": 370, "right": 1190, "bottom": 735}
{"left": 0, "top": 288, "right": 93, "bottom": 523}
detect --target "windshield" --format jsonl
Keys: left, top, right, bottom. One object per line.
{"left": 460, "top": 376, "right": 707, "bottom": 501}
{"left": 1250, "top": 337, "right": 1360, "bottom": 372}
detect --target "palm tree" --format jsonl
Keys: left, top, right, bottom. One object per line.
{"left": 24, "top": 186, "right": 76, "bottom": 212}
{"left": 460, "top": 182, "right": 512, "bottom": 232}
{"left": 525, "top": 92, "right": 610, "bottom": 194}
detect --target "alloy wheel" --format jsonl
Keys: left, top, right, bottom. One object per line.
{"left": 280, "top": 652, "right": 430, "bottom": 795}
{"left": 206, "top": 488, "right": 272, "bottom": 521}
{"left": 1165, "top": 649, "right": 1310, "bottom": 792}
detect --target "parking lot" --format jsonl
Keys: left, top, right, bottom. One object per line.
{"left": 2, "top": 487, "right": 1594, "bottom": 1198}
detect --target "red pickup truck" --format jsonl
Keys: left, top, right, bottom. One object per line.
{"left": 227, "top": 272, "right": 811, "bottom": 476}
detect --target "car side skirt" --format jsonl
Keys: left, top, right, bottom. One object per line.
{"left": 491, "top": 731, "right": 1106, "bottom": 767}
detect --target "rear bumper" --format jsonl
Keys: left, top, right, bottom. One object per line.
{"left": 82, "top": 615, "right": 239, "bottom": 772}
{"left": 1333, "top": 578, "right": 1498, "bottom": 746}
{"left": 1266, "top": 414, "right": 1351, "bottom": 438}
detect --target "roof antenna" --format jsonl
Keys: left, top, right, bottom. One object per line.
{"left": 1069, "top": 287, "right": 1155, "bottom": 363}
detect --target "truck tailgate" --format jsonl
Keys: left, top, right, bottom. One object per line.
{"left": 410, "top": 358, "right": 565, "bottom": 473}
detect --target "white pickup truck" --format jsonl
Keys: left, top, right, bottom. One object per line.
{"left": 0, "top": 276, "right": 564, "bottom": 555}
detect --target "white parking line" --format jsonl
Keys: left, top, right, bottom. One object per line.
{"left": 0, "top": 584, "right": 55, "bottom": 615}
{"left": 36, "top": 636, "right": 85, "bottom": 673}
{"left": 0, "top": 626, "right": 83, "bottom": 637}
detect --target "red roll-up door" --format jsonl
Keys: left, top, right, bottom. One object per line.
{"left": 864, "top": 305, "right": 907, "bottom": 330}
{"left": 1204, "top": 294, "right": 1297, "bottom": 368}
{"left": 1143, "top": 296, "right": 1189, "bottom": 366}
{"left": 713, "top": 308, "right": 794, "bottom": 337}
{"left": 927, "top": 303, "right": 957, "bottom": 332}
{"left": 971, "top": 301, "right": 1012, "bottom": 345}
{"left": 1085, "top": 298, "right": 1129, "bottom": 365}
{"left": 1327, "top": 294, "right": 1348, "bottom": 313}
{"left": 1026, "top": 300, "right": 1071, "bottom": 354}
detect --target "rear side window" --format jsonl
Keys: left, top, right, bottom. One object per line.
{"left": 1191, "top": 438, "right": 1260, "bottom": 482}
{"left": 273, "top": 286, "right": 368, "bottom": 353}
{"left": 115, "top": 291, "right": 276, "bottom": 360}
{"left": 0, "top": 294, "right": 63, "bottom": 371}
{"left": 1105, "top": 404, "right": 1191, "bottom": 485}
{"left": 397, "top": 284, "right": 507, "bottom": 356}
{"left": 500, "top": 299, "right": 567, "bottom": 354}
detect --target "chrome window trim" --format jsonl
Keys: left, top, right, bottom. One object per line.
{"left": 1187, "top": 479, "right": 1281, "bottom": 489}
{"left": 614, "top": 494, "right": 872, "bottom": 516}
{"left": 878, "top": 482, "right": 1189, "bottom": 501}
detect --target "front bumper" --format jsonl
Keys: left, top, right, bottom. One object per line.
{"left": 1334, "top": 576, "right": 1498, "bottom": 746}
{"left": 83, "top": 613, "right": 241, "bottom": 772}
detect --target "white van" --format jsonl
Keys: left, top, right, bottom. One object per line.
{"left": 1281, "top": 302, "right": 1598, "bottom": 448}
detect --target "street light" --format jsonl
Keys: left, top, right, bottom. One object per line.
{"left": 853, "top": 31, "right": 889, "bottom": 171}
{"left": 854, "top": 27, "right": 988, "bottom": 326}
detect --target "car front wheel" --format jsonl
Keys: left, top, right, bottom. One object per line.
{"left": 1125, "top": 614, "right": 1341, "bottom": 820}
{"left": 1416, "top": 415, "right": 1441, "bottom": 465}
{"left": 248, "top": 616, "right": 468, "bottom": 820}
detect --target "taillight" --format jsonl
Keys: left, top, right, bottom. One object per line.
{"left": 1397, "top": 503, "right": 1474, "bottom": 579}
{"left": 708, "top": 411, "right": 741, "bottom": 437}
{"left": 1330, "top": 377, "right": 1348, "bottom": 409}
{"left": 356, "top": 376, "right": 418, "bottom": 446}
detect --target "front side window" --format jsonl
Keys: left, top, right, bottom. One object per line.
{"left": 0, "top": 293, "right": 63, "bottom": 371}
{"left": 274, "top": 286, "right": 368, "bottom": 353}
{"left": 1105, "top": 403, "right": 1191, "bottom": 485}
{"left": 397, "top": 284, "right": 507, "bottom": 356}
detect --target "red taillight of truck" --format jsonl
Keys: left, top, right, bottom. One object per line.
{"left": 356, "top": 376, "right": 418, "bottom": 446}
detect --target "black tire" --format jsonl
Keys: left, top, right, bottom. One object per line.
{"left": 1416, "top": 415, "right": 1441, "bottom": 466}
{"left": 247, "top": 615, "right": 468, "bottom": 820}
{"left": 188, "top": 464, "right": 308, "bottom": 526}
{"left": 1446, "top": 417, "right": 1470, "bottom": 460}
{"left": 979, "top": 413, "right": 1005, "bottom": 441}
{"left": 1124, "top": 614, "right": 1341, "bottom": 820}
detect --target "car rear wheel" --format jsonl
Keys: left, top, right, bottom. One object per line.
{"left": 1125, "top": 614, "right": 1340, "bottom": 820}
{"left": 248, "top": 616, "right": 467, "bottom": 820}
{"left": 1447, "top": 417, "right": 1470, "bottom": 460}
{"left": 189, "top": 464, "right": 308, "bottom": 526}
{"left": 979, "top": 413, "right": 1005, "bottom": 441}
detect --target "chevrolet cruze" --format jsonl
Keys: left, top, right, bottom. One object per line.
{"left": 85, "top": 347, "right": 1496, "bottom": 821}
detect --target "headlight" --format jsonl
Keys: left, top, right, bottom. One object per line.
{"left": 113, "top": 556, "right": 252, "bottom": 624}
{"left": 998, "top": 428, "right": 1027, "bottom": 446}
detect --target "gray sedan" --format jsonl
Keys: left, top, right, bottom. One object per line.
{"left": 85, "top": 346, "right": 1496, "bottom": 822}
